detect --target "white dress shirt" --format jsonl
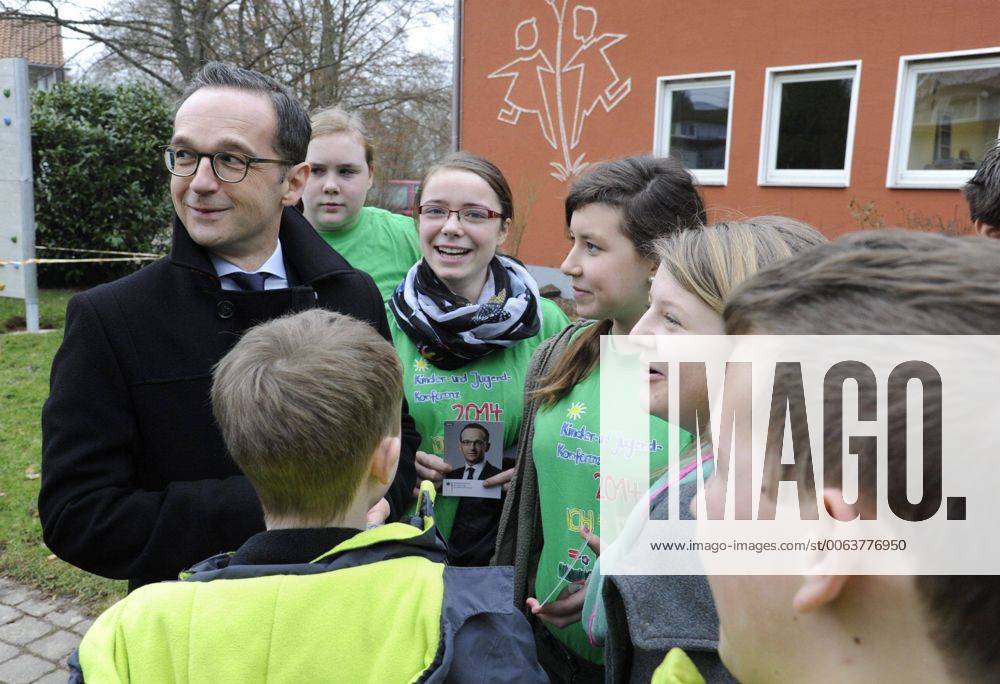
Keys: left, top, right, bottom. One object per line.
{"left": 211, "top": 241, "right": 289, "bottom": 291}
{"left": 462, "top": 460, "right": 486, "bottom": 480}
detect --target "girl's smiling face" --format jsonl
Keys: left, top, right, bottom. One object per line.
{"left": 631, "top": 262, "right": 725, "bottom": 424}
{"left": 417, "top": 168, "right": 509, "bottom": 302}
{"left": 560, "top": 203, "right": 656, "bottom": 333}
{"left": 634, "top": 263, "right": 726, "bottom": 337}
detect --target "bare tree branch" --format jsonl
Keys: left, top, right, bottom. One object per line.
{"left": 4, "top": 0, "right": 452, "bottom": 173}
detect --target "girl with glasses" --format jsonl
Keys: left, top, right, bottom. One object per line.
{"left": 302, "top": 107, "right": 421, "bottom": 302}
{"left": 388, "top": 151, "right": 570, "bottom": 566}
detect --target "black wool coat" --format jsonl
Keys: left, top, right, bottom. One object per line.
{"left": 39, "top": 208, "right": 419, "bottom": 589}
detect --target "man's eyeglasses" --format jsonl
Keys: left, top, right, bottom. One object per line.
{"left": 419, "top": 204, "right": 504, "bottom": 225}
{"left": 161, "top": 145, "right": 294, "bottom": 183}
{"left": 460, "top": 439, "right": 488, "bottom": 448}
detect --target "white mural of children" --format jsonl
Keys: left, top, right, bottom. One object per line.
{"left": 564, "top": 6, "right": 632, "bottom": 149}
{"left": 488, "top": 17, "right": 558, "bottom": 149}
{"left": 488, "top": 1, "right": 632, "bottom": 181}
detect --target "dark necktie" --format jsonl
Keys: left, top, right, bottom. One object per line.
{"left": 466, "top": 466, "right": 475, "bottom": 480}
{"left": 227, "top": 271, "right": 270, "bottom": 292}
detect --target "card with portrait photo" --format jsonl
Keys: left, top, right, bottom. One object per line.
{"left": 442, "top": 420, "right": 504, "bottom": 499}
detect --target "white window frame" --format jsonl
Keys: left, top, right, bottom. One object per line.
{"left": 757, "top": 60, "right": 862, "bottom": 188}
{"left": 886, "top": 47, "right": 1000, "bottom": 189}
{"left": 653, "top": 70, "right": 735, "bottom": 186}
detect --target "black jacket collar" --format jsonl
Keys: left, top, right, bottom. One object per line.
{"left": 169, "top": 206, "right": 355, "bottom": 284}
{"left": 230, "top": 527, "right": 361, "bottom": 566}
{"left": 182, "top": 521, "right": 447, "bottom": 580}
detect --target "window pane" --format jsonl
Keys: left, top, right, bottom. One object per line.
{"left": 907, "top": 66, "right": 1000, "bottom": 171}
{"left": 775, "top": 78, "right": 852, "bottom": 170}
{"left": 669, "top": 85, "right": 729, "bottom": 170}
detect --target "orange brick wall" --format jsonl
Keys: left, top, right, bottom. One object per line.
{"left": 459, "top": 0, "right": 1000, "bottom": 266}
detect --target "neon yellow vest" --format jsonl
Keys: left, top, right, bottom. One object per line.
{"left": 651, "top": 648, "right": 706, "bottom": 684}
{"left": 79, "top": 489, "right": 448, "bottom": 683}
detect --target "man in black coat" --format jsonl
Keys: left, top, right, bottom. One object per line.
{"left": 39, "top": 63, "right": 419, "bottom": 590}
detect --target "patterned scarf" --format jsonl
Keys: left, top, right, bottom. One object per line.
{"left": 389, "top": 255, "right": 542, "bottom": 370}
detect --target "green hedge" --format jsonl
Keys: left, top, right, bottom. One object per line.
{"left": 31, "top": 83, "right": 174, "bottom": 286}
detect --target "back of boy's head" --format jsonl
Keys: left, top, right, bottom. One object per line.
{"left": 723, "top": 230, "right": 1000, "bottom": 681}
{"left": 725, "top": 230, "right": 1000, "bottom": 336}
{"left": 211, "top": 309, "right": 402, "bottom": 523}
{"left": 963, "top": 140, "right": 1000, "bottom": 229}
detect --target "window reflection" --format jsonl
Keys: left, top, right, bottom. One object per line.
{"left": 669, "top": 85, "right": 730, "bottom": 170}
{"left": 907, "top": 67, "right": 1000, "bottom": 171}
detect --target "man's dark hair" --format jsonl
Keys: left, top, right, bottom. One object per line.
{"left": 724, "top": 230, "right": 1000, "bottom": 682}
{"left": 461, "top": 422, "right": 490, "bottom": 442}
{"left": 179, "top": 62, "right": 311, "bottom": 165}
{"left": 962, "top": 139, "right": 1000, "bottom": 228}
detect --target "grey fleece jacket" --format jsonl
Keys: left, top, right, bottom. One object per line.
{"left": 602, "top": 481, "right": 736, "bottom": 683}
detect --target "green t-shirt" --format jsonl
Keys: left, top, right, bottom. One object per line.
{"left": 317, "top": 206, "right": 421, "bottom": 301}
{"left": 389, "top": 298, "right": 570, "bottom": 538}
{"left": 531, "top": 328, "right": 692, "bottom": 664}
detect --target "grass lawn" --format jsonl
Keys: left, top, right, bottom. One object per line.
{"left": 1, "top": 290, "right": 127, "bottom": 614}
{"left": 0, "top": 289, "right": 74, "bottom": 332}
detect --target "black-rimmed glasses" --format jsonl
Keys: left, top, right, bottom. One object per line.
{"left": 161, "top": 145, "right": 294, "bottom": 183}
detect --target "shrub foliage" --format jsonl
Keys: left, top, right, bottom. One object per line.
{"left": 31, "top": 83, "right": 174, "bottom": 286}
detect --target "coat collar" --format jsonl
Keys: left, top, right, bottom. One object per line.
{"left": 181, "top": 488, "right": 447, "bottom": 581}
{"left": 229, "top": 527, "right": 361, "bottom": 566}
{"left": 180, "top": 521, "right": 447, "bottom": 582}
{"left": 169, "top": 206, "right": 356, "bottom": 284}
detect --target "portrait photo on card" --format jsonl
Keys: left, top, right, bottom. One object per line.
{"left": 442, "top": 420, "right": 504, "bottom": 499}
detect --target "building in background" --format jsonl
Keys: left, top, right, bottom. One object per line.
{"left": 456, "top": 0, "right": 1000, "bottom": 267}
{"left": 0, "top": 17, "right": 65, "bottom": 90}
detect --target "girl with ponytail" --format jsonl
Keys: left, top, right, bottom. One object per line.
{"left": 494, "top": 155, "right": 705, "bottom": 680}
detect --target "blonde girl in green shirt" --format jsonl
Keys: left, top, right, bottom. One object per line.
{"left": 302, "top": 107, "right": 421, "bottom": 301}
{"left": 494, "top": 156, "right": 706, "bottom": 681}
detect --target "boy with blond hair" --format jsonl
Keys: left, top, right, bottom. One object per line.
{"left": 71, "top": 309, "right": 545, "bottom": 682}
{"left": 675, "top": 231, "right": 1000, "bottom": 683}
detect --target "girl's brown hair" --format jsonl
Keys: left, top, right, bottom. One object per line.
{"left": 535, "top": 156, "right": 705, "bottom": 406}
{"left": 416, "top": 151, "right": 514, "bottom": 222}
